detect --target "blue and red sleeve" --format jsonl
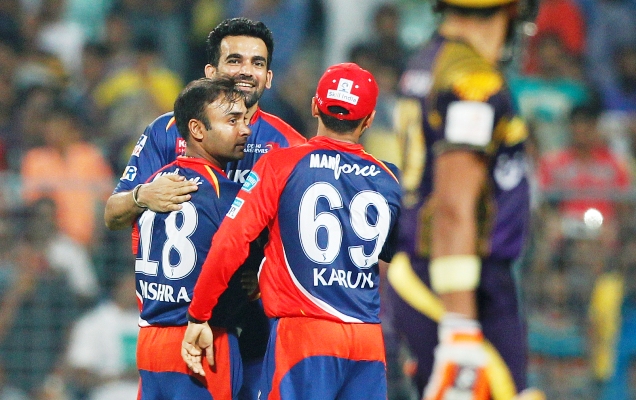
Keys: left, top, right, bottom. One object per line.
{"left": 188, "top": 153, "right": 291, "bottom": 321}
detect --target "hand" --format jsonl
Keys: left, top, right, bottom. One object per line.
{"left": 423, "top": 314, "right": 489, "bottom": 400}
{"left": 138, "top": 174, "right": 198, "bottom": 212}
{"left": 181, "top": 322, "right": 214, "bottom": 376}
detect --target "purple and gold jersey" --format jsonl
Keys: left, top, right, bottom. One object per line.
{"left": 388, "top": 33, "right": 531, "bottom": 395}
{"left": 114, "top": 108, "right": 306, "bottom": 195}
{"left": 189, "top": 136, "right": 402, "bottom": 325}
{"left": 134, "top": 156, "right": 241, "bottom": 327}
{"left": 398, "top": 33, "right": 530, "bottom": 261}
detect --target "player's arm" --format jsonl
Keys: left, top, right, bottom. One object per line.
{"left": 104, "top": 121, "right": 199, "bottom": 230}
{"left": 424, "top": 94, "right": 494, "bottom": 400}
{"left": 104, "top": 174, "right": 198, "bottom": 230}
{"left": 183, "top": 156, "right": 282, "bottom": 373}
{"left": 431, "top": 150, "right": 487, "bottom": 318}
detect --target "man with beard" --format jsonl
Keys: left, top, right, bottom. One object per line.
{"left": 104, "top": 18, "right": 306, "bottom": 400}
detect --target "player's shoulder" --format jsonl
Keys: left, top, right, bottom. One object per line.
{"left": 146, "top": 111, "right": 178, "bottom": 136}
{"left": 436, "top": 39, "right": 505, "bottom": 102}
{"left": 256, "top": 109, "right": 307, "bottom": 145}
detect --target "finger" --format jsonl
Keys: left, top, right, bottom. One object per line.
{"left": 206, "top": 346, "right": 215, "bottom": 367}
{"left": 164, "top": 174, "right": 186, "bottom": 182}
{"left": 191, "top": 356, "right": 205, "bottom": 376}
{"left": 171, "top": 194, "right": 193, "bottom": 204}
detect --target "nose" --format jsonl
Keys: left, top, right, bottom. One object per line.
{"left": 238, "top": 61, "right": 253, "bottom": 76}
{"left": 241, "top": 123, "right": 252, "bottom": 137}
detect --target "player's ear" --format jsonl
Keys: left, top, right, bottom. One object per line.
{"left": 362, "top": 110, "right": 376, "bottom": 131}
{"left": 204, "top": 64, "right": 217, "bottom": 78}
{"left": 311, "top": 97, "right": 320, "bottom": 118}
{"left": 265, "top": 69, "right": 273, "bottom": 89}
{"left": 189, "top": 119, "right": 205, "bottom": 141}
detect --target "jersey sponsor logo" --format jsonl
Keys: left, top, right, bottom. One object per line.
{"left": 226, "top": 197, "right": 244, "bottom": 219}
{"left": 313, "top": 268, "right": 374, "bottom": 288}
{"left": 244, "top": 143, "right": 271, "bottom": 154}
{"left": 327, "top": 78, "right": 359, "bottom": 105}
{"left": 132, "top": 135, "right": 148, "bottom": 157}
{"left": 494, "top": 152, "right": 526, "bottom": 190}
{"left": 445, "top": 101, "right": 494, "bottom": 146}
{"left": 309, "top": 153, "right": 382, "bottom": 180}
{"left": 153, "top": 168, "right": 180, "bottom": 181}
{"left": 138, "top": 280, "right": 191, "bottom": 303}
{"left": 230, "top": 169, "right": 251, "bottom": 184}
{"left": 121, "top": 165, "right": 138, "bottom": 181}
{"left": 241, "top": 171, "right": 259, "bottom": 193}
{"left": 176, "top": 138, "right": 187, "bottom": 156}
{"left": 400, "top": 69, "right": 432, "bottom": 97}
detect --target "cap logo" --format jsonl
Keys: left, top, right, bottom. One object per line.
{"left": 327, "top": 78, "right": 359, "bottom": 105}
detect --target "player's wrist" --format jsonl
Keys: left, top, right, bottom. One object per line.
{"left": 438, "top": 313, "right": 483, "bottom": 343}
{"left": 132, "top": 184, "right": 148, "bottom": 209}
{"left": 186, "top": 310, "right": 207, "bottom": 324}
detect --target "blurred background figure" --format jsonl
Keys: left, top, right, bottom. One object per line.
{"left": 64, "top": 272, "right": 138, "bottom": 400}
{"left": 20, "top": 105, "right": 114, "bottom": 250}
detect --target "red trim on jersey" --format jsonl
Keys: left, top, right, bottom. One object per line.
{"left": 166, "top": 116, "right": 176, "bottom": 131}
{"left": 253, "top": 108, "right": 307, "bottom": 146}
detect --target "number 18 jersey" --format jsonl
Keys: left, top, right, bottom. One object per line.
{"left": 134, "top": 156, "right": 242, "bottom": 327}
{"left": 189, "top": 136, "right": 403, "bottom": 325}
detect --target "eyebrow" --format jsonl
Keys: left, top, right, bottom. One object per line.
{"left": 225, "top": 111, "right": 245, "bottom": 118}
{"left": 225, "top": 53, "right": 267, "bottom": 63}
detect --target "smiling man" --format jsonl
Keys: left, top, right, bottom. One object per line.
{"left": 103, "top": 17, "right": 306, "bottom": 400}
{"left": 134, "top": 76, "right": 252, "bottom": 400}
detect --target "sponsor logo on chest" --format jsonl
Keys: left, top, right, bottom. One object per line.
{"left": 310, "top": 153, "right": 382, "bottom": 180}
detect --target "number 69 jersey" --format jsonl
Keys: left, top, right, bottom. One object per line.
{"left": 189, "top": 136, "right": 403, "bottom": 325}
{"left": 134, "top": 156, "right": 242, "bottom": 327}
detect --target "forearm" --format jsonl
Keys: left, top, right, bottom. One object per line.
{"left": 104, "top": 189, "right": 144, "bottom": 230}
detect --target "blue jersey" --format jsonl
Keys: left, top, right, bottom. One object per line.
{"left": 190, "top": 136, "right": 403, "bottom": 324}
{"left": 134, "top": 157, "right": 242, "bottom": 327}
{"left": 115, "top": 109, "right": 306, "bottom": 194}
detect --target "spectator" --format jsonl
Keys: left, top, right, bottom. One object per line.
{"left": 522, "top": 0, "right": 585, "bottom": 76}
{"left": 26, "top": 197, "right": 100, "bottom": 306}
{"left": 510, "top": 33, "right": 592, "bottom": 154}
{"left": 600, "top": 44, "right": 636, "bottom": 112}
{"left": 537, "top": 104, "right": 631, "bottom": 231}
{"left": 585, "top": 0, "right": 636, "bottom": 98}
{"left": 65, "top": 42, "right": 111, "bottom": 144}
{"left": 20, "top": 105, "right": 114, "bottom": 249}
{"left": 64, "top": 272, "right": 138, "bottom": 400}
{"left": 33, "top": 0, "right": 87, "bottom": 76}
{"left": 0, "top": 206, "right": 80, "bottom": 396}
{"left": 228, "top": 0, "right": 312, "bottom": 79}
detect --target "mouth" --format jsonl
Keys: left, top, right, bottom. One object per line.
{"left": 235, "top": 81, "right": 255, "bottom": 90}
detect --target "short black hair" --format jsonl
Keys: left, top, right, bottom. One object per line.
{"left": 317, "top": 107, "right": 365, "bottom": 134}
{"left": 173, "top": 76, "right": 245, "bottom": 141}
{"left": 206, "top": 18, "right": 274, "bottom": 69}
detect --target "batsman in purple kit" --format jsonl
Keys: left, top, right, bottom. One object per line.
{"left": 384, "top": 0, "right": 543, "bottom": 398}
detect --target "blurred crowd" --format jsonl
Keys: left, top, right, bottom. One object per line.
{"left": 0, "top": 0, "right": 635, "bottom": 399}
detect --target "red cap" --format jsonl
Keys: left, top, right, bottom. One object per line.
{"left": 314, "top": 63, "right": 379, "bottom": 121}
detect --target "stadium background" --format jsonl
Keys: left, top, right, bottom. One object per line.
{"left": 0, "top": 0, "right": 636, "bottom": 398}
